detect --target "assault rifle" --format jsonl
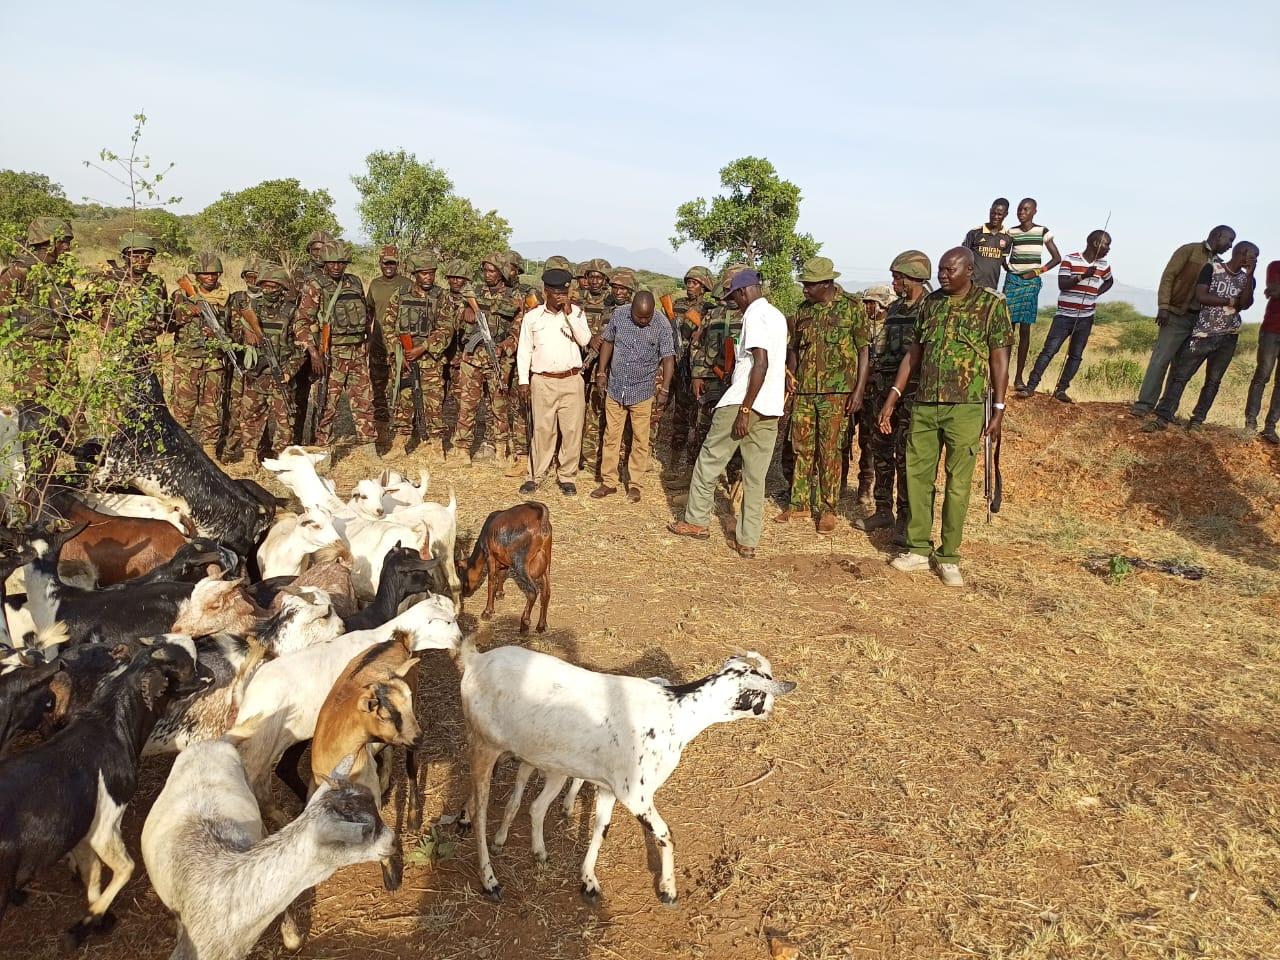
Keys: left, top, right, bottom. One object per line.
{"left": 176, "top": 276, "right": 243, "bottom": 376}
{"left": 983, "top": 390, "right": 1004, "bottom": 521}
{"left": 238, "top": 303, "right": 296, "bottom": 421}
{"left": 462, "top": 297, "right": 502, "bottom": 394}
{"left": 398, "top": 332, "right": 427, "bottom": 436}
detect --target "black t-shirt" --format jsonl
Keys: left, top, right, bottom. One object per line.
{"left": 963, "top": 227, "right": 1013, "bottom": 291}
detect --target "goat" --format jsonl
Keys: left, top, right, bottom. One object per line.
{"left": 342, "top": 545, "right": 441, "bottom": 632}
{"left": 346, "top": 492, "right": 459, "bottom": 604}
{"left": 453, "top": 644, "right": 795, "bottom": 904}
{"left": 0, "top": 528, "right": 37, "bottom": 649}
{"left": 379, "top": 467, "right": 430, "bottom": 514}
{"left": 78, "top": 491, "right": 197, "bottom": 537}
{"left": 260, "top": 446, "right": 341, "bottom": 513}
{"left": 457, "top": 501, "right": 552, "bottom": 633}
{"left": 310, "top": 640, "right": 420, "bottom": 889}
{"left": 45, "top": 488, "right": 189, "bottom": 588}
{"left": 0, "top": 638, "right": 209, "bottom": 942}
{"left": 256, "top": 508, "right": 342, "bottom": 580}
{"left": 99, "top": 537, "right": 236, "bottom": 591}
{"left": 256, "top": 587, "right": 345, "bottom": 656}
{"left": 230, "top": 596, "right": 461, "bottom": 825}
{"left": 0, "top": 657, "right": 65, "bottom": 753}
{"left": 142, "top": 742, "right": 392, "bottom": 960}
{"left": 262, "top": 541, "right": 358, "bottom": 622}
{"left": 89, "top": 375, "right": 274, "bottom": 556}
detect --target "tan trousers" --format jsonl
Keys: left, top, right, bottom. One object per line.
{"left": 531, "top": 373, "right": 585, "bottom": 484}
{"left": 602, "top": 395, "right": 653, "bottom": 489}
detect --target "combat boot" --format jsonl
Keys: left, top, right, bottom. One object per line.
{"left": 892, "top": 515, "right": 908, "bottom": 548}
{"left": 853, "top": 507, "right": 894, "bottom": 532}
{"left": 857, "top": 477, "right": 874, "bottom": 509}
{"left": 473, "top": 443, "right": 497, "bottom": 463}
{"left": 504, "top": 455, "right": 528, "bottom": 478}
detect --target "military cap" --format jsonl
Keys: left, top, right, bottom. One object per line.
{"left": 378, "top": 244, "right": 399, "bottom": 263}
{"left": 190, "top": 251, "right": 224, "bottom": 275}
{"left": 306, "top": 229, "right": 337, "bottom": 249}
{"left": 543, "top": 255, "right": 573, "bottom": 273}
{"left": 684, "top": 265, "right": 714, "bottom": 291}
{"left": 859, "top": 285, "right": 896, "bottom": 307}
{"left": 259, "top": 265, "right": 292, "bottom": 286}
{"left": 585, "top": 257, "right": 612, "bottom": 277}
{"left": 481, "top": 252, "right": 507, "bottom": 270}
{"left": 443, "top": 259, "right": 471, "bottom": 279}
{"left": 26, "top": 216, "right": 72, "bottom": 246}
{"left": 798, "top": 257, "right": 840, "bottom": 283}
{"left": 404, "top": 251, "right": 438, "bottom": 273}
{"left": 504, "top": 249, "right": 523, "bottom": 267}
{"left": 609, "top": 268, "right": 637, "bottom": 291}
{"left": 717, "top": 262, "right": 751, "bottom": 297}
{"left": 319, "top": 241, "right": 352, "bottom": 263}
{"left": 241, "top": 255, "right": 263, "bottom": 278}
{"left": 542, "top": 267, "right": 573, "bottom": 289}
{"left": 119, "top": 231, "right": 157, "bottom": 253}
{"left": 889, "top": 249, "right": 932, "bottom": 281}
{"left": 573, "top": 262, "right": 588, "bottom": 279}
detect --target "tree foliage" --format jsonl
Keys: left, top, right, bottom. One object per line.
{"left": 196, "top": 179, "right": 339, "bottom": 268}
{"left": 82, "top": 111, "right": 180, "bottom": 211}
{"left": 671, "top": 156, "right": 819, "bottom": 312}
{"left": 351, "top": 149, "right": 510, "bottom": 263}
{"left": 0, "top": 170, "right": 76, "bottom": 249}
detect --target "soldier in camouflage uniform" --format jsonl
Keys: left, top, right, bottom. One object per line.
{"left": 777, "top": 258, "right": 870, "bottom": 534}
{"left": 171, "top": 252, "right": 233, "bottom": 453}
{"left": 668, "top": 265, "right": 715, "bottom": 461}
{"left": 366, "top": 244, "right": 413, "bottom": 436}
{"left": 579, "top": 268, "right": 635, "bottom": 475}
{"left": 222, "top": 256, "right": 264, "bottom": 460}
{"left": 292, "top": 229, "right": 335, "bottom": 290}
{"left": 234, "top": 265, "right": 307, "bottom": 459}
{"left": 0, "top": 217, "right": 77, "bottom": 391}
{"left": 855, "top": 253, "right": 930, "bottom": 541}
{"left": 385, "top": 253, "right": 457, "bottom": 457}
{"left": 504, "top": 250, "right": 540, "bottom": 309}
{"left": 452, "top": 257, "right": 518, "bottom": 463}
{"left": 847, "top": 285, "right": 895, "bottom": 505}
{"left": 97, "top": 232, "right": 169, "bottom": 369}
{"left": 881, "top": 247, "right": 1012, "bottom": 587}
{"left": 297, "top": 241, "right": 377, "bottom": 454}
{"left": 684, "top": 264, "right": 748, "bottom": 489}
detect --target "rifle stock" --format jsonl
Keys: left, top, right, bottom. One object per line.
{"left": 238, "top": 304, "right": 296, "bottom": 419}
{"left": 176, "top": 275, "right": 243, "bottom": 374}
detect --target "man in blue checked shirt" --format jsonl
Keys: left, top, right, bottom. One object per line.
{"left": 592, "top": 291, "right": 676, "bottom": 502}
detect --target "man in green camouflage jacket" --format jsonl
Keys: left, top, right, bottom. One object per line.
{"left": 234, "top": 264, "right": 307, "bottom": 459}
{"left": 0, "top": 216, "right": 77, "bottom": 391}
{"left": 385, "top": 252, "right": 457, "bottom": 456}
{"left": 97, "top": 232, "right": 170, "bottom": 369}
{"left": 777, "top": 258, "right": 870, "bottom": 534}
{"left": 171, "top": 252, "right": 232, "bottom": 454}
{"left": 667, "top": 265, "right": 715, "bottom": 462}
{"left": 454, "top": 256, "right": 521, "bottom": 464}
{"left": 878, "top": 247, "right": 1011, "bottom": 588}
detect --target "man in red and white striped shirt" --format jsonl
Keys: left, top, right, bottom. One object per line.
{"left": 1017, "top": 230, "right": 1114, "bottom": 402}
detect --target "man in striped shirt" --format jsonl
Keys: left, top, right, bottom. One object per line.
{"left": 1017, "top": 230, "right": 1113, "bottom": 402}
{"left": 1003, "top": 198, "right": 1061, "bottom": 389}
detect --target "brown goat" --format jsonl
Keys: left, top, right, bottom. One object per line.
{"left": 50, "top": 492, "right": 187, "bottom": 587}
{"left": 273, "top": 542, "right": 357, "bottom": 621}
{"left": 457, "top": 501, "right": 552, "bottom": 634}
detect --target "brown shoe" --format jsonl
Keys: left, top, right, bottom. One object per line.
{"left": 734, "top": 543, "right": 757, "bottom": 559}
{"left": 504, "top": 455, "right": 527, "bottom": 478}
{"left": 816, "top": 513, "right": 837, "bottom": 534}
{"left": 590, "top": 485, "right": 617, "bottom": 499}
{"left": 774, "top": 508, "right": 808, "bottom": 523}
{"left": 667, "top": 520, "right": 710, "bottom": 540}
{"left": 626, "top": 486, "right": 641, "bottom": 503}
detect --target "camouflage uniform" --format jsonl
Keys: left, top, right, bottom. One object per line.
{"left": 94, "top": 233, "right": 169, "bottom": 370}
{"left": 454, "top": 259, "right": 523, "bottom": 458}
{"left": 668, "top": 266, "right": 715, "bottom": 458}
{"left": 787, "top": 289, "right": 869, "bottom": 516}
{"left": 581, "top": 269, "right": 632, "bottom": 471}
{"left": 235, "top": 268, "right": 307, "bottom": 455}
{"left": 690, "top": 298, "right": 742, "bottom": 450}
{"left": 291, "top": 229, "right": 335, "bottom": 290}
{"left": 0, "top": 219, "right": 77, "bottom": 391}
{"left": 170, "top": 259, "right": 232, "bottom": 447}
{"left": 386, "top": 266, "right": 455, "bottom": 441}
{"left": 366, "top": 247, "right": 413, "bottom": 423}
{"left": 223, "top": 258, "right": 264, "bottom": 455}
{"left": 903, "top": 286, "right": 1013, "bottom": 564}
{"left": 862, "top": 295, "right": 923, "bottom": 521}
{"left": 297, "top": 244, "right": 376, "bottom": 445}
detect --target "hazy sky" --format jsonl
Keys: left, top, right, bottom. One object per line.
{"left": 3, "top": 1, "right": 1277, "bottom": 291}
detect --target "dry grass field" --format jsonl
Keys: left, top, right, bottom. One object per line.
{"left": 2, "top": 382, "right": 1279, "bottom": 959}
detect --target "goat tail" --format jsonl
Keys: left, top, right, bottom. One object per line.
{"left": 452, "top": 631, "right": 479, "bottom": 673}
{"left": 535, "top": 500, "right": 552, "bottom": 539}
{"left": 231, "top": 638, "right": 269, "bottom": 710}
{"left": 221, "top": 711, "right": 266, "bottom": 747}
{"left": 34, "top": 620, "right": 70, "bottom": 651}
{"left": 446, "top": 486, "right": 456, "bottom": 515}
{"left": 226, "top": 708, "right": 285, "bottom": 780}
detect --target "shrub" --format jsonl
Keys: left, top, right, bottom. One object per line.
{"left": 1080, "top": 356, "right": 1144, "bottom": 392}
{"left": 1115, "top": 320, "right": 1157, "bottom": 354}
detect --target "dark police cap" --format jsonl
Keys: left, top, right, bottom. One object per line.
{"left": 541, "top": 267, "right": 573, "bottom": 289}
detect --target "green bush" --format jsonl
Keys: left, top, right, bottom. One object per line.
{"left": 1115, "top": 320, "right": 1156, "bottom": 353}
{"left": 1080, "top": 356, "right": 1144, "bottom": 392}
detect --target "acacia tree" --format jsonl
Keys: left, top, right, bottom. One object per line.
{"left": 0, "top": 171, "right": 76, "bottom": 247}
{"left": 352, "top": 149, "right": 510, "bottom": 261}
{"left": 196, "top": 179, "right": 339, "bottom": 268}
{"left": 82, "top": 111, "right": 180, "bottom": 211}
{"left": 671, "top": 156, "right": 819, "bottom": 312}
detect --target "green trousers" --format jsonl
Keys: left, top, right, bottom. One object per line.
{"left": 789, "top": 393, "right": 848, "bottom": 515}
{"left": 684, "top": 404, "right": 780, "bottom": 549}
{"left": 904, "top": 401, "right": 983, "bottom": 565}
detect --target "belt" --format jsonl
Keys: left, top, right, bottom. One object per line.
{"left": 534, "top": 368, "right": 581, "bottom": 379}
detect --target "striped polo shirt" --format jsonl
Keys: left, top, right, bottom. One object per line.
{"left": 1007, "top": 224, "right": 1054, "bottom": 277}
{"left": 1056, "top": 253, "right": 1112, "bottom": 319}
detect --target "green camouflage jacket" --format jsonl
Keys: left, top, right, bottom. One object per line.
{"left": 297, "top": 272, "right": 368, "bottom": 350}
{"left": 388, "top": 284, "right": 454, "bottom": 360}
{"left": 579, "top": 288, "right": 614, "bottom": 338}
{"left": 871, "top": 295, "right": 927, "bottom": 381}
{"left": 672, "top": 293, "right": 713, "bottom": 358}
{"left": 691, "top": 302, "right": 742, "bottom": 381}
{"left": 0, "top": 254, "right": 77, "bottom": 341}
{"left": 470, "top": 281, "right": 523, "bottom": 357}
{"left": 789, "top": 290, "right": 870, "bottom": 394}
{"left": 909, "top": 286, "right": 1013, "bottom": 403}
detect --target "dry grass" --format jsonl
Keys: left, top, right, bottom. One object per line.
{"left": 2, "top": 350, "right": 1279, "bottom": 960}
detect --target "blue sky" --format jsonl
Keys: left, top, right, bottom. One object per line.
{"left": 3, "top": 0, "right": 1277, "bottom": 293}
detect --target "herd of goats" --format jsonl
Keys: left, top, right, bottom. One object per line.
{"left": 0, "top": 380, "right": 796, "bottom": 960}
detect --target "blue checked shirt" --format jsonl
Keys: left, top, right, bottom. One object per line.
{"left": 602, "top": 304, "right": 675, "bottom": 405}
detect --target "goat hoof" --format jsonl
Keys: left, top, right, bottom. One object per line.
{"left": 580, "top": 882, "right": 602, "bottom": 906}
{"left": 63, "top": 911, "right": 115, "bottom": 948}
{"left": 658, "top": 891, "right": 679, "bottom": 908}
{"left": 518, "top": 622, "right": 529, "bottom": 635}
{"left": 381, "top": 859, "right": 403, "bottom": 892}
{"left": 481, "top": 883, "right": 503, "bottom": 903}
{"left": 455, "top": 820, "right": 472, "bottom": 838}
{"left": 492, "top": 840, "right": 505, "bottom": 855}
{"left": 536, "top": 622, "right": 547, "bottom": 634}
{"left": 480, "top": 611, "right": 493, "bottom": 622}
{"left": 494, "top": 588, "right": 505, "bottom": 599}
{"left": 534, "top": 852, "right": 549, "bottom": 868}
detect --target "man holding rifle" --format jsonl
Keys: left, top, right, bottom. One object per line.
{"left": 233, "top": 264, "right": 307, "bottom": 460}
{"left": 386, "top": 253, "right": 457, "bottom": 457}
{"left": 454, "top": 257, "right": 515, "bottom": 465}
{"left": 877, "top": 247, "right": 1011, "bottom": 588}
{"left": 667, "top": 265, "right": 716, "bottom": 463}
{"left": 171, "top": 252, "right": 235, "bottom": 458}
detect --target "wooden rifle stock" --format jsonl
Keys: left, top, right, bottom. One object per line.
{"left": 659, "top": 293, "right": 676, "bottom": 323}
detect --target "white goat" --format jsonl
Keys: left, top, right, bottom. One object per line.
{"left": 142, "top": 742, "right": 393, "bottom": 960}
{"left": 455, "top": 646, "right": 795, "bottom": 904}
{"left": 256, "top": 509, "right": 341, "bottom": 580}
{"left": 257, "top": 586, "right": 345, "bottom": 656}
{"left": 342, "top": 493, "right": 458, "bottom": 604}
{"left": 79, "top": 492, "right": 197, "bottom": 536}
{"left": 379, "top": 468, "right": 430, "bottom": 514}
{"left": 231, "top": 596, "right": 461, "bottom": 822}
{"left": 260, "top": 446, "right": 341, "bottom": 513}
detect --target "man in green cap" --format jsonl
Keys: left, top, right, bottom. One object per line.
{"left": 0, "top": 217, "right": 77, "bottom": 390}
{"left": 877, "top": 247, "right": 1011, "bottom": 588}
{"left": 296, "top": 241, "right": 378, "bottom": 456}
{"left": 234, "top": 264, "right": 308, "bottom": 459}
{"left": 856, "top": 252, "right": 930, "bottom": 542}
{"left": 385, "top": 253, "right": 458, "bottom": 456}
{"left": 366, "top": 244, "right": 413, "bottom": 438}
{"left": 99, "top": 232, "right": 169, "bottom": 365}
{"left": 777, "top": 257, "right": 870, "bottom": 534}
{"left": 849, "top": 285, "right": 896, "bottom": 507}
{"left": 668, "top": 265, "right": 716, "bottom": 461}
{"left": 170, "top": 252, "right": 233, "bottom": 456}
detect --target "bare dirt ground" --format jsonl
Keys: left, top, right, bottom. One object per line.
{"left": 3, "top": 396, "right": 1279, "bottom": 960}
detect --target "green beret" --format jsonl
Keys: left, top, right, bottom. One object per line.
{"left": 889, "top": 249, "right": 931, "bottom": 281}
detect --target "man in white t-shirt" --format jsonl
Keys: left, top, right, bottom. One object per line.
{"left": 668, "top": 269, "right": 786, "bottom": 558}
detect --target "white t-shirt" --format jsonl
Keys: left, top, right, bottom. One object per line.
{"left": 717, "top": 296, "right": 788, "bottom": 417}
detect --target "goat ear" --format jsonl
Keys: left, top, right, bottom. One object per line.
{"left": 378, "top": 468, "right": 391, "bottom": 487}
{"left": 742, "top": 675, "right": 796, "bottom": 696}
{"left": 359, "top": 688, "right": 381, "bottom": 713}
{"left": 330, "top": 753, "right": 357, "bottom": 779}
{"left": 110, "top": 643, "right": 132, "bottom": 662}
{"left": 394, "top": 658, "right": 419, "bottom": 678}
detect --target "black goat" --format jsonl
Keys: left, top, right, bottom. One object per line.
{"left": 0, "top": 638, "right": 209, "bottom": 942}
{"left": 87, "top": 376, "right": 274, "bottom": 557}
{"left": 0, "top": 527, "right": 37, "bottom": 649}
{"left": 0, "top": 658, "right": 63, "bottom": 753}
{"left": 342, "top": 546, "right": 441, "bottom": 632}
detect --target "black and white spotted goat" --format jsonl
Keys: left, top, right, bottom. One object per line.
{"left": 453, "top": 644, "right": 795, "bottom": 904}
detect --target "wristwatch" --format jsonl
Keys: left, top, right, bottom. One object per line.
{"left": 993, "top": 402, "right": 1006, "bottom": 410}
{"left": 739, "top": 404, "right": 752, "bottom": 415}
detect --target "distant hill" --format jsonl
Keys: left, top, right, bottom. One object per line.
{"left": 513, "top": 239, "right": 694, "bottom": 277}
{"left": 1038, "top": 278, "right": 1156, "bottom": 316}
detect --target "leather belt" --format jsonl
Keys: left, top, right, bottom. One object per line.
{"left": 534, "top": 368, "right": 581, "bottom": 379}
